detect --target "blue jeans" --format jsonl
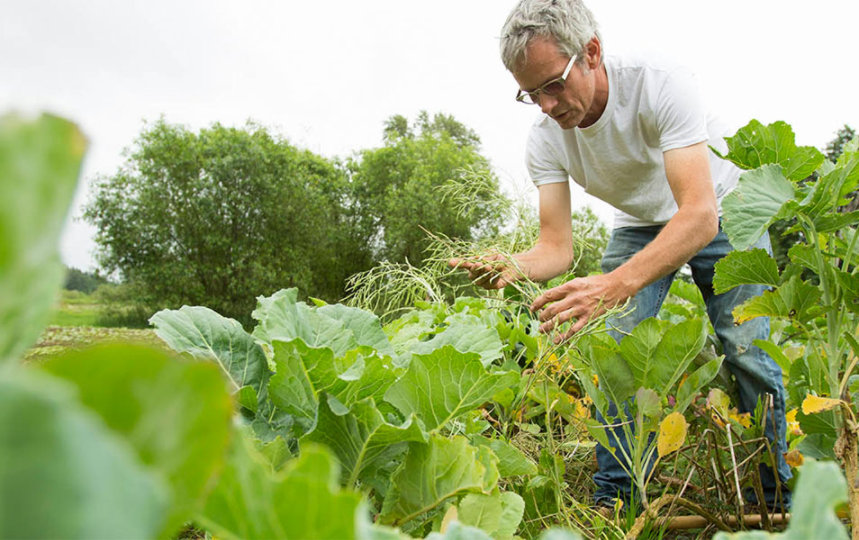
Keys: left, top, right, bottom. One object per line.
{"left": 592, "top": 225, "right": 792, "bottom": 507}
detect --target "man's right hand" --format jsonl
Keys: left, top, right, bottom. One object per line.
{"left": 448, "top": 255, "right": 521, "bottom": 290}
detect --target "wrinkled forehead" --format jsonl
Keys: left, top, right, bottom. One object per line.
{"left": 512, "top": 36, "right": 569, "bottom": 89}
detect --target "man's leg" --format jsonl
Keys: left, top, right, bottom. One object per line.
{"left": 688, "top": 228, "right": 792, "bottom": 507}
{"left": 593, "top": 225, "right": 675, "bottom": 505}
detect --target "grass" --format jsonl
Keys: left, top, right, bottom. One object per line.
{"left": 25, "top": 289, "right": 166, "bottom": 362}
{"left": 47, "top": 289, "right": 102, "bottom": 326}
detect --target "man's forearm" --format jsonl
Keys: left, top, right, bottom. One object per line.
{"left": 514, "top": 239, "right": 574, "bottom": 283}
{"left": 610, "top": 205, "right": 718, "bottom": 296}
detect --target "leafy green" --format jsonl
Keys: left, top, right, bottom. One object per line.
{"left": 40, "top": 344, "right": 233, "bottom": 536}
{"left": 411, "top": 313, "right": 503, "bottom": 367}
{"left": 719, "top": 119, "right": 824, "bottom": 181}
{"left": 305, "top": 396, "right": 428, "bottom": 488}
{"left": 618, "top": 318, "right": 665, "bottom": 389}
{"left": 199, "top": 436, "right": 365, "bottom": 540}
{"left": 380, "top": 435, "right": 499, "bottom": 526}
{"left": 253, "top": 288, "right": 394, "bottom": 357}
{"left": 150, "top": 306, "right": 270, "bottom": 396}
{"left": 721, "top": 165, "right": 796, "bottom": 251}
{"left": 732, "top": 275, "right": 822, "bottom": 324}
{"left": 384, "top": 346, "right": 518, "bottom": 433}
{"left": 0, "top": 369, "right": 168, "bottom": 539}
{"left": 457, "top": 491, "right": 525, "bottom": 540}
{"left": 0, "top": 113, "right": 86, "bottom": 364}
{"left": 712, "top": 248, "right": 780, "bottom": 294}
{"left": 469, "top": 435, "right": 538, "bottom": 477}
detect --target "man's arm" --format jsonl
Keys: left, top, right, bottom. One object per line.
{"left": 531, "top": 141, "right": 719, "bottom": 342}
{"left": 450, "top": 181, "right": 574, "bottom": 288}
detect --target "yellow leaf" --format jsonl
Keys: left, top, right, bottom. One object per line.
{"left": 801, "top": 394, "right": 843, "bottom": 415}
{"left": 573, "top": 398, "right": 591, "bottom": 419}
{"left": 784, "top": 449, "right": 804, "bottom": 468}
{"left": 440, "top": 505, "right": 458, "bottom": 533}
{"left": 729, "top": 411, "right": 752, "bottom": 429}
{"left": 786, "top": 408, "right": 803, "bottom": 436}
{"left": 658, "top": 412, "right": 688, "bottom": 457}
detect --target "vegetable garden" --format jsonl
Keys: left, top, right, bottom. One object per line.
{"left": 2, "top": 112, "right": 858, "bottom": 539}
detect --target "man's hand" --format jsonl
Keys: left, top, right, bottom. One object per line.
{"left": 530, "top": 272, "right": 634, "bottom": 343}
{"left": 449, "top": 255, "right": 521, "bottom": 290}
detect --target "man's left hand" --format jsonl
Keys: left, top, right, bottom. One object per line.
{"left": 530, "top": 272, "right": 633, "bottom": 344}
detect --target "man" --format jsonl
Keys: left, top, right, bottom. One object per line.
{"left": 451, "top": 0, "right": 791, "bottom": 509}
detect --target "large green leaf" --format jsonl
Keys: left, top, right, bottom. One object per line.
{"left": 646, "top": 318, "right": 707, "bottom": 396}
{"left": 457, "top": 491, "right": 525, "bottom": 540}
{"left": 380, "top": 435, "right": 499, "bottom": 526}
{"left": 798, "top": 152, "right": 859, "bottom": 219}
{"left": 721, "top": 164, "right": 796, "bottom": 251}
{"left": 384, "top": 346, "right": 518, "bottom": 433}
{"left": 149, "top": 305, "right": 291, "bottom": 440}
{"left": 199, "top": 436, "right": 365, "bottom": 540}
{"left": 385, "top": 309, "right": 437, "bottom": 358}
{"left": 787, "top": 243, "right": 818, "bottom": 274}
{"left": 268, "top": 341, "right": 319, "bottom": 437}
{"left": 720, "top": 119, "right": 824, "bottom": 181}
{"left": 469, "top": 435, "right": 538, "bottom": 477}
{"left": 589, "top": 344, "right": 636, "bottom": 406}
{"left": 318, "top": 302, "right": 396, "bottom": 357}
{"left": 618, "top": 318, "right": 665, "bottom": 390}
{"left": 797, "top": 409, "right": 837, "bottom": 438}
{"left": 713, "top": 460, "right": 847, "bottom": 540}
{"left": 674, "top": 356, "right": 723, "bottom": 413}
{"left": 713, "top": 248, "right": 780, "bottom": 294}
{"left": 0, "top": 369, "right": 168, "bottom": 539}
{"left": 150, "top": 306, "right": 270, "bottom": 395}
{"left": 268, "top": 340, "right": 402, "bottom": 417}
{"left": 304, "top": 396, "right": 428, "bottom": 488}
{"left": 0, "top": 113, "right": 85, "bottom": 364}
{"left": 732, "top": 275, "right": 822, "bottom": 325}
{"left": 41, "top": 344, "right": 233, "bottom": 536}
{"left": 253, "top": 288, "right": 394, "bottom": 357}
{"left": 411, "top": 313, "right": 503, "bottom": 367}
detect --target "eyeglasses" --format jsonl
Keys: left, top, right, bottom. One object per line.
{"left": 515, "top": 55, "right": 577, "bottom": 105}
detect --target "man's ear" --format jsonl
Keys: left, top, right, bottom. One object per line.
{"left": 584, "top": 36, "right": 602, "bottom": 70}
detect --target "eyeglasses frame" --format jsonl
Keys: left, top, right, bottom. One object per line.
{"left": 515, "top": 54, "right": 578, "bottom": 105}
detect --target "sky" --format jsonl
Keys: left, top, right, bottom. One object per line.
{"left": 2, "top": 0, "right": 858, "bottom": 272}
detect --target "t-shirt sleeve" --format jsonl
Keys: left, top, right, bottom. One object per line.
{"left": 525, "top": 127, "right": 569, "bottom": 186}
{"left": 654, "top": 66, "right": 709, "bottom": 151}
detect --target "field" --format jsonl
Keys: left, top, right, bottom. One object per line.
{"left": 4, "top": 114, "right": 858, "bottom": 540}
{"left": 24, "top": 290, "right": 164, "bottom": 363}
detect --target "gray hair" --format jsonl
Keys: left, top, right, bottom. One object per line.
{"left": 500, "top": 0, "right": 601, "bottom": 72}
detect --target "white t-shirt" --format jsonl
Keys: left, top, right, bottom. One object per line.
{"left": 525, "top": 54, "right": 740, "bottom": 228}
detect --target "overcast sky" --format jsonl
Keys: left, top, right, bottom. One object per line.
{"left": 3, "top": 1, "right": 857, "bottom": 271}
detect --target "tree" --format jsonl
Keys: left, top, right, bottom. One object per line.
{"left": 568, "top": 206, "right": 609, "bottom": 277}
{"left": 63, "top": 266, "right": 107, "bottom": 293}
{"left": 349, "top": 112, "right": 507, "bottom": 266}
{"left": 825, "top": 124, "right": 856, "bottom": 163}
{"left": 85, "top": 119, "right": 371, "bottom": 321}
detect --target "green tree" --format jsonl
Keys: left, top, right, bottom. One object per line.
{"left": 63, "top": 266, "right": 107, "bottom": 294}
{"left": 825, "top": 124, "right": 856, "bottom": 163}
{"left": 349, "top": 112, "right": 507, "bottom": 266}
{"left": 84, "top": 119, "right": 371, "bottom": 322}
{"left": 568, "top": 206, "right": 609, "bottom": 277}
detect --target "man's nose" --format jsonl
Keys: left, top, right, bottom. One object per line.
{"left": 539, "top": 94, "right": 557, "bottom": 114}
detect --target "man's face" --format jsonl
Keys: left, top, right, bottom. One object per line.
{"left": 512, "top": 36, "right": 601, "bottom": 129}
